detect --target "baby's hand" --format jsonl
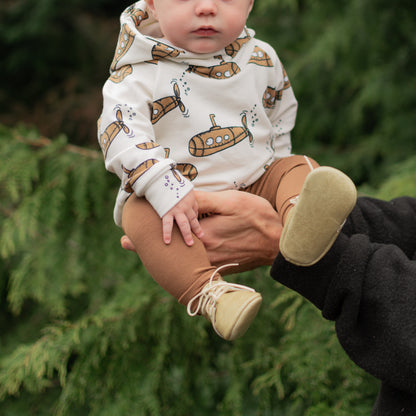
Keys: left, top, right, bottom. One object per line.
{"left": 162, "top": 191, "right": 204, "bottom": 246}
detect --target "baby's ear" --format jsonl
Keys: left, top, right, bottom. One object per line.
{"left": 248, "top": 0, "right": 254, "bottom": 14}
{"left": 145, "top": 0, "right": 157, "bottom": 19}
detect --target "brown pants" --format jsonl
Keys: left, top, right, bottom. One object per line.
{"left": 121, "top": 155, "right": 319, "bottom": 306}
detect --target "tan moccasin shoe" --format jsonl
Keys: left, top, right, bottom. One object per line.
{"left": 187, "top": 265, "right": 262, "bottom": 341}
{"left": 280, "top": 166, "right": 357, "bottom": 266}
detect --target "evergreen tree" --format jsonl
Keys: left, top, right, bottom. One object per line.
{"left": 0, "top": 125, "right": 381, "bottom": 415}
{"left": 1, "top": 0, "right": 415, "bottom": 414}
{"left": 250, "top": 0, "right": 416, "bottom": 186}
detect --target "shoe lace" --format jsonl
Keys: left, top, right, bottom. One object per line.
{"left": 186, "top": 263, "right": 256, "bottom": 336}
{"left": 289, "top": 195, "right": 299, "bottom": 205}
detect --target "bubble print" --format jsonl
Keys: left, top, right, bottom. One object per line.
{"left": 249, "top": 105, "right": 259, "bottom": 127}
{"left": 164, "top": 175, "right": 181, "bottom": 199}
{"left": 178, "top": 73, "right": 192, "bottom": 96}
{"left": 120, "top": 104, "right": 137, "bottom": 121}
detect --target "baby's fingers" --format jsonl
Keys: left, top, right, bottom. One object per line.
{"left": 175, "top": 214, "right": 194, "bottom": 246}
{"left": 162, "top": 215, "right": 174, "bottom": 245}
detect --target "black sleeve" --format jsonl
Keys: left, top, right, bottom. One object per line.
{"left": 271, "top": 196, "right": 416, "bottom": 395}
{"left": 342, "top": 196, "right": 416, "bottom": 256}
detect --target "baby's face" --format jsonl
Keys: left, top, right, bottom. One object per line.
{"left": 146, "top": 0, "right": 254, "bottom": 54}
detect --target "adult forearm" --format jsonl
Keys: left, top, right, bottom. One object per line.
{"left": 272, "top": 230, "right": 416, "bottom": 395}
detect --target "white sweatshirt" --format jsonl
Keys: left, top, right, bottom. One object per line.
{"left": 98, "top": 1, "right": 297, "bottom": 226}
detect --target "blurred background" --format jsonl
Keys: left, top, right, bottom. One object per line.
{"left": 0, "top": 0, "right": 415, "bottom": 414}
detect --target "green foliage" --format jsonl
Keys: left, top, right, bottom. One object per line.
{"left": 0, "top": 126, "right": 379, "bottom": 415}
{"left": 249, "top": 0, "right": 416, "bottom": 187}
{"left": 367, "top": 156, "right": 416, "bottom": 200}
{"left": 1, "top": 0, "right": 416, "bottom": 414}
{"left": 0, "top": 0, "right": 131, "bottom": 102}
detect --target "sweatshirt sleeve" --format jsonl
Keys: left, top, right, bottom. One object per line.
{"left": 270, "top": 196, "right": 416, "bottom": 395}
{"left": 266, "top": 54, "right": 298, "bottom": 157}
{"left": 98, "top": 65, "right": 193, "bottom": 222}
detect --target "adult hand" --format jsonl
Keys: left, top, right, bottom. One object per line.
{"left": 195, "top": 190, "right": 282, "bottom": 273}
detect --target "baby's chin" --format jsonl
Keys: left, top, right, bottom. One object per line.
{"left": 186, "top": 41, "right": 229, "bottom": 55}
{"left": 168, "top": 37, "right": 230, "bottom": 55}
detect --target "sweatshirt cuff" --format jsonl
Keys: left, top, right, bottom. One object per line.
{"left": 144, "top": 168, "right": 194, "bottom": 217}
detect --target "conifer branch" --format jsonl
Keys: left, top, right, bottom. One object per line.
{"left": 12, "top": 131, "right": 101, "bottom": 160}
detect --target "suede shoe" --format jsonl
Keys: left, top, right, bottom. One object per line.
{"left": 280, "top": 166, "right": 357, "bottom": 266}
{"left": 187, "top": 266, "right": 262, "bottom": 341}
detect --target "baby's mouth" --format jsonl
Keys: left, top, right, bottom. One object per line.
{"left": 193, "top": 27, "right": 218, "bottom": 36}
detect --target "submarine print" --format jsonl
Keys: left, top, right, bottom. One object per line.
{"left": 189, "top": 114, "right": 253, "bottom": 157}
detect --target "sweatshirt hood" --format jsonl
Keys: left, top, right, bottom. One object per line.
{"left": 110, "top": 0, "right": 254, "bottom": 72}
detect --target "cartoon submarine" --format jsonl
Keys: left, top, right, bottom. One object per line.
{"left": 224, "top": 31, "right": 251, "bottom": 58}
{"left": 125, "top": 6, "right": 148, "bottom": 28}
{"left": 109, "top": 64, "right": 133, "bottom": 84}
{"left": 164, "top": 148, "right": 199, "bottom": 181}
{"left": 123, "top": 159, "right": 158, "bottom": 193}
{"left": 175, "top": 163, "right": 198, "bottom": 181}
{"left": 248, "top": 46, "right": 273, "bottom": 67}
{"left": 99, "top": 109, "right": 130, "bottom": 158}
{"left": 186, "top": 61, "right": 241, "bottom": 80}
{"left": 189, "top": 114, "right": 253, "bottom": 157}
{"left": 151, "top": 83, "right": 186, "bottom": 124}
{"left": 111, "top": 24, "right": 135, "bottom": 71}
{"left": 146, "top": 42, "right": 184, "bottom": 64}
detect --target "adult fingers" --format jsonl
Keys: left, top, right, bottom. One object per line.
{"left": 189, "top": 215, "right": 204, "bottom": 239}
{"left": 120, "top": 235, "right": 136, "bottom": 252}
{"left": 195, "top": 190, "right": 236, "bottom": 215}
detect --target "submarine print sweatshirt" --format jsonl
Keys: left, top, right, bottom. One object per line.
{"left": 98, "top": 0, "right": 297, "bottom": 226}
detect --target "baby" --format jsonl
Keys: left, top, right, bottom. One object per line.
{"left": 98, "top": 0, "right": 356, "bottom": 340}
